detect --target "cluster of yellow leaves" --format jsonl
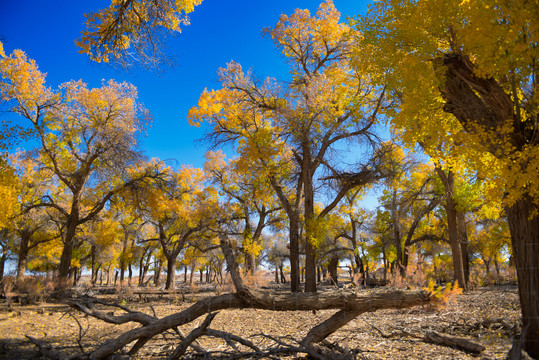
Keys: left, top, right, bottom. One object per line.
{"left": 76, "top": 0, "right": 203, "bottom": 67}
{"left": 0, "top": 161, "right": 18, "bottom": 228}
{"left": 269, "top": 0, "right": 349, "bottom": 66}
{"left": 424, "top": 279, "right": 463, "bottom": 305}
{"left": 0, "top": 45, "right": 57, "bottom": 118}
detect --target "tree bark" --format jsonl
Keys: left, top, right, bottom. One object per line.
{"left": 457, "top": 211, "right": 470, "bottom": 286}
{"left": 16, "top": 232, "right": 30, "bottom": 282}
{"left": 165, "top": 256, "right": 177, "bottom": 290}
{"left": 328, "top": 255, "right": 339, "bottom": 286}
{"left": 58, "top": 200, "right": 81, "bottom": 283}
{"left": 289, "top": 218, "right": 300, "bottom": 291}
{"left": 505, "top": 197, "right": 539, "bottom": 358}
{"left": 435, "top": 167, "right": 466, "bottom": 290}
{"left": 0, "top": 247, "right": 7, "bottom": 282}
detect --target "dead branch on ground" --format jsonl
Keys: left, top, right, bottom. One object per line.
{"left": 27, "top": 236, "right": 436, "bottom": 359}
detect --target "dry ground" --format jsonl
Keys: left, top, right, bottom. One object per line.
{"left": 0, "top": 284, "right": 520, "bottom": 359}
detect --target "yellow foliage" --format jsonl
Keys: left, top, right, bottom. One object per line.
{"left": 76, "top": 0, "right": 203, "bottom": 68}
{"left": 424, "top": 280, "right": 463, "bottom": 305}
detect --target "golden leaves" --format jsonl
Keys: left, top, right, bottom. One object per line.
{"left": 76, "top": 0, "right": 203, "bottom": 69}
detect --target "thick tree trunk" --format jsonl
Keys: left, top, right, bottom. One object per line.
{"left": 506, "top": 197, "right": 539, "bottom": 358}
{"left": 289, "top": 219, "right": 300, "bottom": 292}
{"left": 165, "top": 256, "right": 176, "bottom": 290}
{"left": 79, "top": 288, "right": 433, "bottom": 359}
{"left": 435, "top": 167, "right": 466, "bottom": 290}
{"left": 58, "top": 208, "right": 80, "bottom": 283}
{"left": 244, "top": 252, "right": 256, "bottom": 276}
{"left": 16, "top": 232, "right": 30, "bottom": 282}
{"left": 328, "top": 255, "right": 339, "bottom": 286}
{"left": 303, "top": 148, "right": 317, "bottom": 293}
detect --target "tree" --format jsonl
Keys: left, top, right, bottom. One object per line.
{"left": 355, "top": 0, "right": 539, "bottom": 355}
{"left": 204, "top": 150, "right": 283, "bottom": 276}
{"left": 130, "top": 165, "right": 218, "bottom": 290}
{"left": 0, "top": 49, "right": 161, "bottom": 283}
{"left": 190, "top": 0, "right": 386, "bottom": 292}
{"left": 6, "top": 153, "right": 59, "bottom": 281}
{"left": 76, "top": 0, "right": 203, "bottom": 69}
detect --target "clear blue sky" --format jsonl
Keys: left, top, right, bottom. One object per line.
{"left": 0, "top": 0, "right": 371, "bottom": 168}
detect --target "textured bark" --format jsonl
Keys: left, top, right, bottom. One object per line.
{"left": 435, "top": 167, "right": 466, "bottom": 290}
{"left": 328, "top": 255, "right": 339, "bottom": 286}
{"left": 424, "top": 331, "right": 486, "bottom": 354}
{"left": 165, "top": 256, "right": 177, "bottom": 290}
{"left": 505, "top": 197, "right": 539, "bottom": 358}
{"left": 16, "top": 232, "right": 30, "bottom": 282}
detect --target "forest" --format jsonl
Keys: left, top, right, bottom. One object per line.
{"left": 0, "top": 0, "right": 537, "bottom": 359}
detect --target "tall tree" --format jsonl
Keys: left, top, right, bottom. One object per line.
{"left": 204, "top": 150, "right": 283, "bottom": 276}
{"left": 0, "top": 49, "right": 160, "bottom": 283}
{"left": 355, "top": 1, "right": 539, "bottom": 355}
{"left": 190, "top": 0, "right": 386, "bottom": 292}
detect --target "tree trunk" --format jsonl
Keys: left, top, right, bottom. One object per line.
{"left": 91, "top": 245, "right": 97, "bottom": 285}
{"left": 457, "top": 211, "right": 470, "bottom": 286}
{"left": 328, "top": 256, "right": 339, "bottom": 286}
{"left": 506, "top": 197, "right": 539, "bottom": 358}
{"left": 279, "top": 264, "right": 286, "bottom": 283}
{"left": 165, "top": 256, "right": 176, "bottom": 290}
{"left": 289, "top": 218, "right": 300, "bottom": 292}
{"left": 16, "top": 232, "right": 30, "bottom": 282}
{"left": 78, "top": 288, "right": 433, "bottom": 359}
{"left": 154, "top": 259, "right": 162, "bottom": 287}
{"left": 58, "top": 209, "right": 80, "bottom": 283}
{"left": 0, "top": 247, "right": 7, "bottom": 282}
{"left": 244, "top": 252, "right": 256, "bottom": 276}
{"left": 390, "top": 190, "right": 404, "bottom": 275}
{"left": 128, "top": 264, "right": 133, "bottom": 287}
{"left": 435, "top": 167, "right": 466, "bottom": 290}
{"left": 275, "top": 265, "right": 279, "bottom": 283}
{"left": 189, "top": 265, "right": 195, "bottom": 285}
{"left": 303, "top": 161, "right": 317, "bottom": 293}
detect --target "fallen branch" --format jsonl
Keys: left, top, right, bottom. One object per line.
{"left": 168, "top": 312, "right": 217, "bottom": 360}
{"left": 364, "top": 321, "right": 486, "bottom": 355}
{"left": 424, "top": 331, "right": 486, "bottom": 354}
{"left": 25, "top": 335, "right": 66, "bottom": 360}
{"left": 82, "top": 289, "right": 432, "bottom": 358}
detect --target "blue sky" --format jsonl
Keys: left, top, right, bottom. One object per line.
{"left": 0, "top": 0, "right": 371, "bottom": 168}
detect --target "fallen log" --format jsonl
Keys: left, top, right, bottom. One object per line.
{"left": 424, "top": 331, "right": 486, "bottom": 354}
{"left": 81, "top": 288, "right": 433, "bottom": 359}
